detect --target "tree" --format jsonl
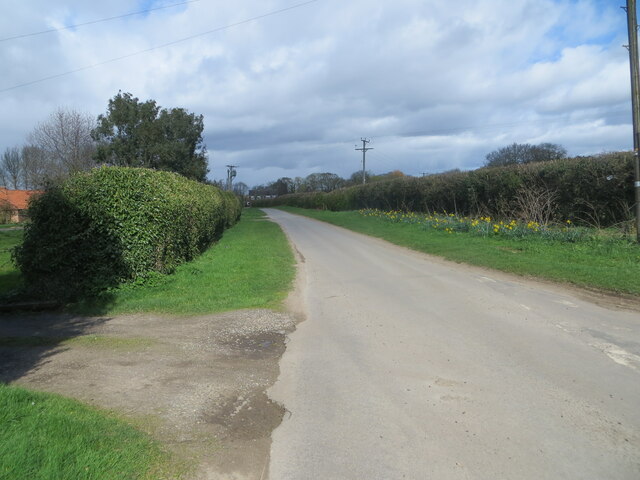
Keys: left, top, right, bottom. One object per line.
{"left": 250, "top": 184, "right": 276, "bottom": 197}
{"left": 233, "top": 181, "right": 249, "bottom": 196}
{"left": 347, "top": 170, "right": 372, "bottom": 186}
{"left": 92, "top": 91, "right": 208, "bottom": 181}
{"left": 292, "top": 176, "right": 306, "bottom": 193}
{"left": 28, "top": 107, "right": 97, "bottom": 178}
{"left": 272, "top": 177, "right": 293, "bottom": 196}
{"left": 304, "top": 172, "right": 345, "bottom": 192}
{"left": 1, "top": 147, "right": 22, "bottom": 189}
{"left": 529, "top": 143, "right": 567, "bottom": 163}
{"left": 21, "top": 145, "right": 48, "bottom": 189}
{"left": 485, "top": 142, "right": 566, "bottom": 167}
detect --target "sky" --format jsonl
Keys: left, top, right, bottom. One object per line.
{"left": 0, "top": 0, "right": 634, "bottom": 188}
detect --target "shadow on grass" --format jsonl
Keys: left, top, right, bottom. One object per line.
{"left": 0, "top": 313, "right": 112, "bottom": 384}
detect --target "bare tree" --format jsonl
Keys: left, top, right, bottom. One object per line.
{"left": 232, "top": 181, "right": 249, "bottom": 196}
{"left": 28, "top": 107, "right": 97, "bottom": 180}
{"left": 1, "top": 147, "right": 22, "bottom": 189}
{"left": 21, "top": 145, "right": 49, "bottom": 189}
{"left": 304, "top": 172, "right": 345, "bottom": 192}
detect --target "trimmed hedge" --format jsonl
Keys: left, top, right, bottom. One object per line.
{"left": 255, "top": 153, "right": 635, "bottom": 227}
{"left": 14, "top": 167, "right": 241, "bottom": 300}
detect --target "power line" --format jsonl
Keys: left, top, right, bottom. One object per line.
{"left": 0, "top": 0, "right": 202, "bottom": 42}
{"left": 0, "top": 0, "right": 320, "bottom": 94}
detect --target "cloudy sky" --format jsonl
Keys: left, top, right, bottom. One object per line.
{"left": 0, "top": 0, "right": 633, "bottom": 187}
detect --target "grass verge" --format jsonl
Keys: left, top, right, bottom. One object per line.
{"left": 0, "top": 384, "right": 173, "bottom": 480}
{"left": 76, "top": 208, "right": 295, "bottom": 315}
{"left": 0, "top": 229, "right": 23, "bottom": 296}
{"left": 275, "top": 207, "right": 640, "bottom": 296}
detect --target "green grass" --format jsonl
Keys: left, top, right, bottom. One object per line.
{"left": 76, "top": 208, "right": 296, "bottom": 315}
{"left": 0, "top": 384, "right": 173, "bottom": 480}
{"left": 0, "top": 229, "right": 22, "bottom": 296}
{"left": 0, "top": 335, "right": 156, "bottom": 349}
{"left": 277, "top": 207, "right": 640, "bottom": 296}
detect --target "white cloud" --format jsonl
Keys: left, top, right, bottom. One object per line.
{"left": 0, "top": 0, "right": 634, "bottom": 187}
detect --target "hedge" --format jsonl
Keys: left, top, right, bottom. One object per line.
{"left": 14, "top": 167, "right": 241, "bottom": 300}
{"left": 255, "top": 153, "right": 635, "bottom": 227}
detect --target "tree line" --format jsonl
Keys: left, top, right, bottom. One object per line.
{"left": 250, "top": 142, "right": 567, "bottom": 197}
{"left": 251, "top": 170, "right": 406, "bottom": 197}
{"left": 1, "top": 91, "right": 208, "bottom": 190}
{"left": 2, "top": 93, "right": 568, "bottom": 195}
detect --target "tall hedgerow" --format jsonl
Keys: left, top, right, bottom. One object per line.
{"left": 14, "top": 167, "right": 241, "bottom": 300}
{"left": 255, "top": 153, "right": 634, "bottom": 227}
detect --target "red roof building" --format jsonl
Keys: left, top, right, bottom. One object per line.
{"left": 0, "top": 187, "right": 41, "bottom": 223}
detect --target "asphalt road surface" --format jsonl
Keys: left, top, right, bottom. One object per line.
{"left": 265, "top": 209, "right": 640, "bottom": 480}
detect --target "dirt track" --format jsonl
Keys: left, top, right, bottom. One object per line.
{"left": 0, "top": 309, "right": 297, "bottom": 479}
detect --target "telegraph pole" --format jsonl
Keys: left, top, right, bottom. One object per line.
{"left": 355, "top": 138, "right": 373, "bottom": 185}
{"left": 624, "top": 0, "right": 640, "bottom": 242}
{"left": 226, "top": 165, "right": 237, "bottom": 191}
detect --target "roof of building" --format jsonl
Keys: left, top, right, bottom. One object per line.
{"left": 0, "top": 187, "right": 42, "bottom": 210}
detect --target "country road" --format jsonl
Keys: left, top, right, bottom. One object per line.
{"left": 264, "top": 209, "right": 640, "bottom": 480}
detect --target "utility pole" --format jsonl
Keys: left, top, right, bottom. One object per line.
{"left": 226, "top": 165, "right": 237, "bottom": 191}
{"left": 624, "top": 0, "right": 640, "bottom": 242}
{"left": 355, "top": 138, "right": 373, "bottom": 185}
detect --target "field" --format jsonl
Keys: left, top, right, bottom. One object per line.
{"left": 275, "top": 207, "right": 640, "bottom": 296}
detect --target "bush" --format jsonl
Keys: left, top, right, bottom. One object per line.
{"left": 255, "top": 153, "right": 634, "bottom": 227}
{"left": 13, "top": 167, "right": 241, "bottom": 300}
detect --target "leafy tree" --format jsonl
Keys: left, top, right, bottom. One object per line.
{"left": 92, "top": 92, "right": 208, "bottom": 181}
{"left": 485, "top": 142, "right": 566, "bottom": 167}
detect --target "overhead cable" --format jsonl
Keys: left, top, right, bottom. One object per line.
{"left": 0, "top": 0, "right": 201, "bottom": 42}
{"left": 0, "top": 0, "right": 320, "bottom": 93}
